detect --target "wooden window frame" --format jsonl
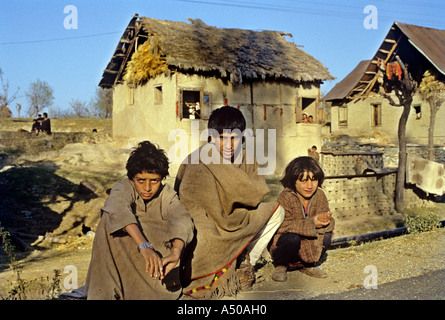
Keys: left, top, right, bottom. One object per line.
{"left": 371, "top": 103, "right": 382, "bottom": 127}
{"left": 179, "top": 89, "right": 212, "bottom": 120}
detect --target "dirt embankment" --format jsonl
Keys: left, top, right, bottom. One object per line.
{"left": 0, "top": 118, "right": 112, "bottom": 134}
{"left": 0, "top": 118, "right": 444, "bottom": 300}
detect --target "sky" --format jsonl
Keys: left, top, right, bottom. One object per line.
{"left": 1, "top": 0, "right": 444, "bottom": 118}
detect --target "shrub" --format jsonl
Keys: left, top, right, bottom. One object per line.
{"left": 405, "top": 213, "right": 441, "bottom": 234}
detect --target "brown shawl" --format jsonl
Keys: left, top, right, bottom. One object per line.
{"left": 270, "top": 187, "right": 335, "bottom": 264}
{"left": 175, "top": 144, "right": 278, "bottom": 298}
{"left": 83, "top": 179, "right": 194, "bottom": 300}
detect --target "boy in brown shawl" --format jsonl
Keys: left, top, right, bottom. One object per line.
{"left": 62, "top": 141, "right": 194, "bottom": 300}
{"left": 175, "top": 106, "right": 284, "bottom": 299}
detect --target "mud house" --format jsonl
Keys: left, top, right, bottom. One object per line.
{"left": 324, "top": 22, "right": 445, "bottom": 145}
{"left": 98, "top": 15, "right": 334, "bottom": 174}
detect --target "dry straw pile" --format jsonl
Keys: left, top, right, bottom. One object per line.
{"left": 123, "top": 39, "right": 168, "bottom": 85}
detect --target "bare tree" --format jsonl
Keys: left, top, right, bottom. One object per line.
{"left": 381, "top": 56, "right": 417, "bottom": 213}
{"left": 0, "top": 67, "right": 20, "bottom": 118}
{"left": 419, "top": 70, "right": 445, "bottom": 160}
{"left": 48, "top": 105, "right": 68, "bottom": 118}
{"left": 91, "top": 87, "right": 113, "bottom": 118}
{"left": 69, "top": 98, "right": 89, "bottom": 118}
{"left": 25, "top": 79, "right": 54, "bottom": 117}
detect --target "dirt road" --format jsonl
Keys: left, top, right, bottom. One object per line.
{"left": 1, "top": 225, "right": 443, "bottom": 300}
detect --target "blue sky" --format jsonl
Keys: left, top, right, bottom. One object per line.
{"left": 1, "top": 0, "right": 444, "bottom": 117}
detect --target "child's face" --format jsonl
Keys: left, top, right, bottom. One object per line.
{"left": 211, "top": 132, "right": 242, "bottom": 160}
{"left": 133, "top": 171, "right": 162, "bottom": 201}
{"left": 295, "top": 171, "right": 319, "bottom": 200}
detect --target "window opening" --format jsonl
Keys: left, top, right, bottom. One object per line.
{"left": 298, "top": 97, "right": 317, "bottom": 123}
{"left": 182, "top": 90, "right": 201, "bottom": 119}
{"left": 338, "top": 106, "right": 348, "bottom": 127}
{"left": 371, "top": 103, "right": 382, "bottom": 126}
{"left": 413, "top": 105, "right": 422, "bottom": 119}
{"left": 180, "top": 90, "right": 211, "bottom": 120}
{"left": 128, "top": 86, "right": 134, "bottom": 106}
{"left": 154, "top": 85, "right": 163, "bottom": 104}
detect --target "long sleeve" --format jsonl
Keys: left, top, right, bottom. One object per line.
{"left": 162, "top": 185, "right": 195, "bottom": 247}
{"left": 277, "top": 189, "right": 318, "bottom": 238}
{"left": 101, "top": 179, "right": 139, "bottom": 234}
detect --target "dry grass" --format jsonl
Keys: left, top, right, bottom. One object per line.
{"left": 0, "top": 118, "right": 111, "bottom": 134}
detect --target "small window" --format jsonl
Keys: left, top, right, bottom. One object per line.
{"left": 338, "top": 106, "right": 348, "bottom": 127}
{"left": 128, "top": 86, "right": 134, "bottom": 106}
{"left": 413, "top": 105, "right": 422, "bottom": 119}
{"left": 180, "top": 90, "right": 212, "bottom": 120}
{"left": 154, "top": 85, "right": 163, "bottom": 104}
{"left": 182, "top": 90, "right": 201, "bottom": 119}
{"left": 371, "top": 103, "right": 382, "bottom": 127}
{"left": 297, "top": 96, "right": 317, "bottom": 123}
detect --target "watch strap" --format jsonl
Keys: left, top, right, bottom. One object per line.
{"left": 137, "top": 241, "right": 154, "bottom": 252}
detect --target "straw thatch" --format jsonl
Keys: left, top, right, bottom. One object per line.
{"left": 123, "top": 39, "right": 169, "bottom": 85}
{"left": 139, "top": 17, "right": 333, "bottom": 84}
{"left": 100, "top": 16, "right": 334, "bottom": 87}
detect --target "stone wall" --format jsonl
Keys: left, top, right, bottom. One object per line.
{"left": 323, "top": 174, "right": 394, "bottom": 218}
{"left": 321, "top": 151, "right": 384, "bottom": 176}
{"left": 319, "top": 151, "right": 423, "bottom": 217}
{"left": 323, "top": 173, "right": 422, "bottom": 218}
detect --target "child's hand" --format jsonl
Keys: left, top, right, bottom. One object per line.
{"left": 140, "top": 247, "right": 164, "bottom": 280}
{"left": 161, "top": 247, "right": 182, "bottom": 278}
{"left": 314, "top": 212, "right": 331, "bottom": 228}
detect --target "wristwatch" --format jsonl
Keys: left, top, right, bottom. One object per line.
{"left": 137, "top": 241, "right": 154, "bottom": 252}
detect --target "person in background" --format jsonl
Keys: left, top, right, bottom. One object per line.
{"left": 307, "top": 145, "right": 320, "bottom": 162}
{"left": 31, "top": 118, "right": 40, "bottom": 135}
{"left": 354, "top": 157, "right": 372, "bottom": 175}
{"left": 41, "top": 112, "right": 51, "bottom": 134}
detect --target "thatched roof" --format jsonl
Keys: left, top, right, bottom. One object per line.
{"left": 99, "top": 16, "right": 334, "bottom": 87}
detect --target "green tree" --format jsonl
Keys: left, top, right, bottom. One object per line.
{"left": 419, "top": 70, "right": 445, "bottom": 160}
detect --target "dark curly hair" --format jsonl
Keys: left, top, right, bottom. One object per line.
{"left": 280, "top": 156, "right": 325, "bottom": 191}
{"left": 207, "top": 106, "right": 246, "bottom": 142}
{"left": 126, "top": 141, "right": 169, "bottom": 179}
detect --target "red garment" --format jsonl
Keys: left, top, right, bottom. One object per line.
{"left": 386, "top": 62, "right": 402, "bottom": 80}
